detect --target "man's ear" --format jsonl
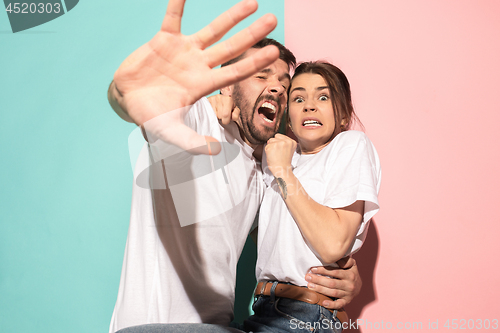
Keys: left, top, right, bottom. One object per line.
{"left": 220, "top": 85, "right": 233, "bottom": 96}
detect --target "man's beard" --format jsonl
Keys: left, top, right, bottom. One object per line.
{"left": 232, "top": 84, "right": 281, "bottom": 145}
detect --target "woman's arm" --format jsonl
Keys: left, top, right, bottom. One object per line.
{"left": 265, "top": 134, "right": 363, "bottom": 264}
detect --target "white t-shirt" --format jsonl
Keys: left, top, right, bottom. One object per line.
{"left": 109, "top": 98, "right": 265, "bottom": 332}
{"left": 256, "top": 130, "right": 381, "bottom": 287}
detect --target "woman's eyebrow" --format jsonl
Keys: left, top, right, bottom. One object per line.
{"left": 289, "top": 87, "right": 305, "bottom": 94}
{"left": 290, "top": 86, "right": 329, "bottom": 94}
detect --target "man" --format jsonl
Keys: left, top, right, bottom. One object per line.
{"left": 108, "top": 1, "right": 361, "bottom": 332}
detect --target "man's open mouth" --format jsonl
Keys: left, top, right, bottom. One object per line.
{"left": 258, "top": 101, "right": 277, "bottom": 123}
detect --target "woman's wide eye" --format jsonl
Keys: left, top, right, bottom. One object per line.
{"left": 294, "top": 97, "right": 304, "bottom": 103}
{"left": 319, "top": 95, "right": 329, "bottom": 101}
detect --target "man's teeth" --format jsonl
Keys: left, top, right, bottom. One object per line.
{"left": 303, "top": 120, "right": 321, "bottom": 127}
{"left": 263, "top": 117, "right": 273, "bottom": 123}
{"left": 261, "top": 102, "right": 276, "bottom": 113}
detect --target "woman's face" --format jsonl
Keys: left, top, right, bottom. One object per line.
{"left": 288, "top": 73, "right": 336, "bottom": 154}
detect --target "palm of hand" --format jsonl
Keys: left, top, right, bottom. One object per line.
{"left": 110, "top": 0, "right": 280, "bottom": 154}
{"left": 114, "top": 33, "right": 211, "bottom": 126}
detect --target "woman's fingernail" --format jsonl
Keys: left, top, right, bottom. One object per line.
{"left": 306, "top": 275, "right": 312, "bottom": 281}
{"left": 311, "top": 267, "right": 318, "bottom": 273}
{"left": 308, "top": 283, "right": 316, "bottom": 289}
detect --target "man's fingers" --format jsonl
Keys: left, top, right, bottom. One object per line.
{"left": 307, "top": 273, "right": 349, "bottom": 295}
{"left": 311, "top": 266, "right": 344, "bottom": 279}
{"left": 322, "top": 298, "right": 347, "bottom": 310}
{"left": 210, "top": 45, "right": 279, "bottom": 90}
{"left": 308, "top": 264, "right": 361, "bottom": 305}
{"left": 310, "top": 266, "right": 355, "bottom": 283}
{"left": 221, "top": 104, "right": 232, "bottom": 125}
{"left": 161, "top": 0, "right": 186, "bottom": 33}
{"left": 208, "top": 95, "right": 235, "bottom": 125}
{"left": 194, "top": 0, "right": 258, "bottom": 49}
{"left": 232, "top": 106, "right": 240, "bottom": 122}
{"left": 205, "top": 13, "right": 278, "bottom": 68}
{"left": 307, "top": 280, "right": 348, "bottom": 301}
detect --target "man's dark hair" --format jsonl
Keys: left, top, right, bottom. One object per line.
{"left": 221, "top": 38, "right": 296, "bottom": 70}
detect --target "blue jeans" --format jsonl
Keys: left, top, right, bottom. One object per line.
{"left": 115, "top": 285, "right": 342, "bottom": 333}
{"left": 243, "top": 284, "right": 342, "bottom": 333}
{"left": 115, "top": 323, "right": 244, "bottom": 333}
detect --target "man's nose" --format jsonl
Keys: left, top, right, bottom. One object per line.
{"left": 267, "top": 79, "right": 285, "bottom": 96}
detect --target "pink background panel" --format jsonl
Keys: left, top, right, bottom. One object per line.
{"left": 286, "top": 0, "right": 500, "bottom": 330}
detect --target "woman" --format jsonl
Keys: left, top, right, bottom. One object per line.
{"left": 240, "top": 61, "right": 381, "bottom": 333}
{"left": 210, "top": 61, "right": 380, "bottom": 332}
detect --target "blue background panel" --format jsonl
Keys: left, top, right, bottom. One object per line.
{"left": 0, "top": 1, "right": 284, "bottom": 332}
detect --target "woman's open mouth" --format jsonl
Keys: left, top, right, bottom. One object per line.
{"left": 302, "top": 119, "right": 323, "bottom": 127}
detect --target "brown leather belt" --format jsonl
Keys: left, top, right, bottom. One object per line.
{"left": 255, "top": 281, "right": 348, "bottom": 325}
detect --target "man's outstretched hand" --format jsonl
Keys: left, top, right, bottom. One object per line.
{"left": 109, "top": 0, "right": 280, "bottom": 154}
